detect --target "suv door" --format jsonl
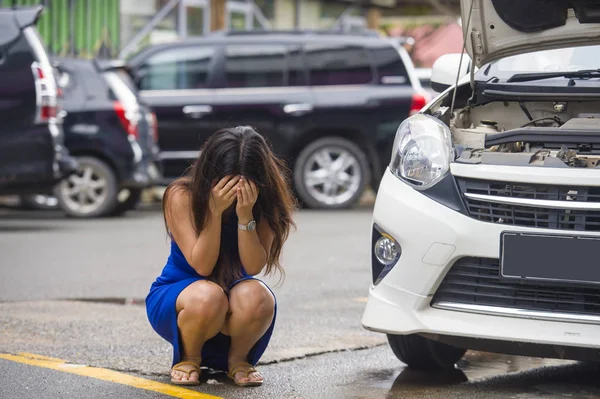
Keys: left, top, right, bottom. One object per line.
{"left": 134, "top": 44, "right": 218, "bottom": 180}
{"left": 209, "top": 42, "right": 313, "bottom": 162}
{"left": 304, "top": 41, "right": 376, "bottom": 134}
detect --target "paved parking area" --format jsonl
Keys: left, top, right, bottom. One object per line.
{"left": 1, "top": 205, "right": 599, "bottom": 398}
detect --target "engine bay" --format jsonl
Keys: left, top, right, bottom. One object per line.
{"left": 447, "top": 100, "right": 600, "bottom": 168}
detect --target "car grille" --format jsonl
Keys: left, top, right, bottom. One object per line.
{"left": 431, "top": 257, "right": 600, "bottom": 318}
{"left": 457, "top": 178, "right": 600, "bottom": 231}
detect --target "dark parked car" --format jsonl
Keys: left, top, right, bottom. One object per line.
{"left": 127, "top": 30, "right": 427, "bottom": 209}
{"left": 22, "top": 57, "right": 162, "bottom": 217}
{"left": 0, "top": 6, "right": 77, "bottom": 196}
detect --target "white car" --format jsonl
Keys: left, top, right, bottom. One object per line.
{"left": 362, "top": 0, "right": 600, "bottom": 369}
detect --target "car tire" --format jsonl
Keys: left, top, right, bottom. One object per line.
{"left": 387, "top": 334, "right": 467, "bottom": 370}
{"left": 54, "top": 156, "right": 119, "bottom": 218}
{"left": 294, "top": 137, "right": 370, "bottom": 209}
{"left": 109, "top": 188, "right": 143, "bottom": 216}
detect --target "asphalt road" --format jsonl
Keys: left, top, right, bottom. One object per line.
{"left": 0, "top": 205, "right": 598, "bottom": 399}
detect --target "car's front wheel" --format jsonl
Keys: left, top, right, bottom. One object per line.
{"left": 294, "top": 137, "right": 370, "bottom": 209}
{"left": 387, "top": 334, "right": 467, "bottom": 370}
{"left": 55, "top": 156, "right": 119, "bottom": 218}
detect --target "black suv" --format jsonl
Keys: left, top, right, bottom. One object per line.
{"left": 128, "top": 30, "right": 426, "bottom": 208}
{"left": 22, "top": 57, "right": 163, "bottom": 218}
{"left": 0, "top": 6, "right": 77, "bottom": 196}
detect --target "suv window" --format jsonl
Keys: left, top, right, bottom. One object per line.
{"left": 370, "top": 46, "right": 409, "bottom": 85}
{"left": 224, "top": 44, "right": 286, "bottom": 88}
{"left": 305, "top": 43, "right": 373, "bottom": 86}
{"left": 139, "top": 46, "right": 214, "bottom": 90}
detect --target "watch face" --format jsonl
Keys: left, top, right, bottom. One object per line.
{"left": 248, "top": 220, "right": 257, "bottom": 231}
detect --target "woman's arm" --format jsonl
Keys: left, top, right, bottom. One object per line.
{"left": 236, "top": 179, "right": 274, "bottom": 275}
{"left": 238, "top": 219, "right": 274, "bottom": 275}
{"left": 166, "top": 177, "right": 240, "bottom": 276}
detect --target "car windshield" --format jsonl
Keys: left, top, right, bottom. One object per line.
{"left": 478, "top": 45, "right": 600, "bottom": 80}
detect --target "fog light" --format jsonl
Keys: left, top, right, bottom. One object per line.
{"left": 372, "top": 226, "right": 401, "bottom": 285}
{"left": 375, "top": 236, "right": 400, "bottom": 266}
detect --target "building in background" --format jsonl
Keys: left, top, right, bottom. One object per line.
{"left": 0, "top": 0, "right": 459, "bottom": 60}
{"left": 1, "top": 0, "right": 120, "bottom": 58}
{"left": 117, "top": 0, "right": 382, "bottom": 58}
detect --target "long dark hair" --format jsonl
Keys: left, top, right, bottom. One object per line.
{"left": 163, "top": 126, "right": 297, "bottom": 288}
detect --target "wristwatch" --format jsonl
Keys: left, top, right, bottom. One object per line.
{"left": 238, "top": 220, "right": 257, "bottom": 231}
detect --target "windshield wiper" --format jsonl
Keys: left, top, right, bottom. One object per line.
{"left": 507, "top": 69, "right": 600, "bottom": 83}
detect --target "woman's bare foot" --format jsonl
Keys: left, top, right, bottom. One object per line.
{"left": 228, "top": 359, "right": 264, "bottom": 385}
{"left": 171, "top": 358, "right": 201, "bottom": 385}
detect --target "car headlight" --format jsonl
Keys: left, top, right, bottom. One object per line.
{"left": 390, "top": 113, "right": 453, "bottom": 189}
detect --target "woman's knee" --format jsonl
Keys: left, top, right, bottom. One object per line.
{"left": 229, "top": 280, "right": 275, "bottom": 320}
{"left": 177, "top": 280, "right": 228, "bottom": 317}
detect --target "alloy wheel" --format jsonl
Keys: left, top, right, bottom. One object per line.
{"left": 303, "top": 146, "right": 362, "bottom": 206}
{"left": 58, "top": 164, "right": 109, "bottom": 215}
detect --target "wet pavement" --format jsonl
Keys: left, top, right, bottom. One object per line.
{"left": 2, "top": 345, "right": 599, "bottom": 399}
{"left": 144, "top": 346, "right": 599, "bottom": 399}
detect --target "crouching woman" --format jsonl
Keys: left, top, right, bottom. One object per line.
{"left": 145, "top": 126, "right": 296, "bottom": 387}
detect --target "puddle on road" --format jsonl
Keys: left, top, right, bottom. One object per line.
{"left": 344, "top": 351, "right": 597, "bottom": 398}
{"left": 457, "top": 351, "right": 573, "bottom": 381}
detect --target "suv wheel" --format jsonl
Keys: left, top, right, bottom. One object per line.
{"left": 294, "top": 137, "right": 370, "bottom": 209}
{"left": 55, "top": 156, "right": 118, "bottom": 218}
{"left": 387, "top": 334, "right": 467, "bottom": 370}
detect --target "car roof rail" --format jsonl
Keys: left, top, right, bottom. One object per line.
{"left": 208, "top": 28, "right": 381, "bottom": 38}
{"left": 94, "top": 58, "right": 128, "bottom": 72}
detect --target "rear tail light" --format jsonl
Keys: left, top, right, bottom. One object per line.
{"left": 40, "top": 104, "right": 57, "bottom": 119}
{"left": 409, "top": 92, "right": 428, "bottom": 116}
{"left": 31, "top": 62, "right": 58, "bottom": 124}
{"left": 113, "top": 101, "right": 139, "bottom": 139}
{"left": 35, "top": 66, "right": 44, "bottom": 79}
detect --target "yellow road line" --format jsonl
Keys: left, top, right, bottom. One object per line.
{"left": 0, "top": 352, "right": 222, "bottom": 399}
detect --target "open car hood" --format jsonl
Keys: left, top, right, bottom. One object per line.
{"left": 462, "top": 0, "right": 600, "bottom": 68}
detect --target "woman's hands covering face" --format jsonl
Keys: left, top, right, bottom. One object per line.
{"left": 236, "top": 177, "right": 258, "bottom": 223}
{"left": 210, "top": 175, "right": 241, "bottom": 215}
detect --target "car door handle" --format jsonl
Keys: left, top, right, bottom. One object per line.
{"left": 283, "top": 103, "right": 313, "bottom": 116}
{"left": 183, "top": 105, "right": 213, "bottom": 118}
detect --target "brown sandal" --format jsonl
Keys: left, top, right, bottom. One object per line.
{"left": 170, "top": 361, "right": 201, "bottom": 386}
{"left": 227, "top": 362, "right": 263, "bottom": 387}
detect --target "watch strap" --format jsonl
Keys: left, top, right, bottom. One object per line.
{"left": 238, "top": 220, "right": 256, "bottom": 231}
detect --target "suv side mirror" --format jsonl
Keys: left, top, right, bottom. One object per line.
{"left": 431, "top": 53, "right": 472, "bottom": 93}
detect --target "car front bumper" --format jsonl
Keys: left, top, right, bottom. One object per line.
{"left": 362, "top": 167, "right": 600, "bottom": 351}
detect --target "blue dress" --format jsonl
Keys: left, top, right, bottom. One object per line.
{"left": 145, "top": 213, "right": 277, "bottom": 372}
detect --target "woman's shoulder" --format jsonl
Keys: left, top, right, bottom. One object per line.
{"left": 164, "top": 179, "right": 192, "bottom": 205}
{"left": 163, "top": 179, "right": 194, "bottom": 223}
